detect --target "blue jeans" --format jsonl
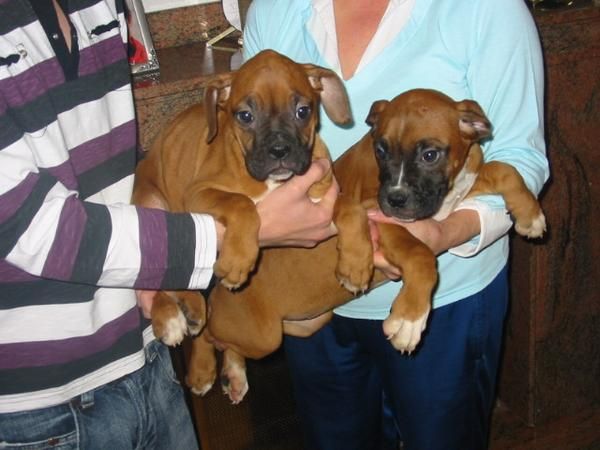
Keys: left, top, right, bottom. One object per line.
{"left": 284, "top": 266, "right": 508, "bottom": 450}
{"left": 0, "top": 340, "right": 198, "bottom": 450}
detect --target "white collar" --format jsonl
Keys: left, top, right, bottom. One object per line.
{"left": 308, "top": 0, "right": 415, "bottom": 78}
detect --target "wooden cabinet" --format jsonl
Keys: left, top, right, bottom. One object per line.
{"left": 493, "top": 2, "right": 600, "bottom": 445}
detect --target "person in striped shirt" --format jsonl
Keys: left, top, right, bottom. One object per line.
{"left": 0, "top": 0, "right": 337, "bottom": 447}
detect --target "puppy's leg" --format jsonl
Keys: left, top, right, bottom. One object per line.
{"left": 220, "top": 350, "right": 249, "bottom": 404}
{"left": 470, "top": 161, "right": 546, "bottom": 238}
{"left": 185, "top": 187, "right": 260, "bottom": 289}
{"left": 307, "top": 165, "right": 333, "bottom": 199}
{"left": 469, "top": 161, "right": 546, "bottom": 238}
{"left": 377, "top": 223, "right": 437, "bottom": 353}
{"left": 208, "top": 287, "right": 285, "bottom": 360}
{"left": 151, "top": 291, "right": 189, "bottom": 346}
{"left": 186, "top": 331, "right": 218, "bottom": 396}
{"left": 334, "top": 195, "right": 373, "bottom": 293}
{"left": 306, "top": 140, "right": 334, "bottom": 200}
{"left": 177, "top": 290, "right": 206, "bottom": 336}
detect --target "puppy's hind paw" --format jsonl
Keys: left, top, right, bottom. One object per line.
{"left": 221, "top": 369, "right": 249, "bottom": 404}
{"left": 186, "top": 364, "right": 217, "bottom": 396}
{"left": 515, "top": 212, "right": 546, "bottom": 239}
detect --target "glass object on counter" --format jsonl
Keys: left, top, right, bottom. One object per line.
{"left": 527, "top": 0, "right": 574, "bottom": 10}
{"left": 207, "top": 0, "right": 252, "bottom": 51}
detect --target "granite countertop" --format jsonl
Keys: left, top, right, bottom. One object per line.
{"left": 132, "top": 42, "right": 239, "bottom": 101}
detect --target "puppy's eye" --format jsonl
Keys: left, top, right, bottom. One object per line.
{"left": 296, "top": 105, "right": 311, "bottom": 120}
{"left": 236, "top": 110, "right": 254, "bottom": 125}
{"left": 374, "top": 141, "right": 388, "bottom": 159}
{"left": 421, "top": 149, "right": 440, "bottom": 164}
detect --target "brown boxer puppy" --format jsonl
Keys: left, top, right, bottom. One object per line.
{"left": 132, "top": 50, "right": 352, "bottom": 401}
{"left": 197, "top": 88, "right": 545, "bottom": 402}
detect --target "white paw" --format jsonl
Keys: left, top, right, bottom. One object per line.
{"left": 516, "top": 212, "right": 546, "bottom": 238}
{"left": 187, "top": 320, "right": 204, "bottom": 337}
{"left": 383, "top": 309, "right": 430, "bottom": 354}
{"left": 222, "top": 379, "right": 249, "bottom": 405}
{"left": 221, "top": 364, "right": 249, "bottom": 404}
{"left": 190, "top": 382, "right": 214, "bottom": 397}
{"left": 159, "top": 310, "right": 188, "bottom": 346}
{"left": 338, "top": 277, "right": 364, "bottom": 295}
{"left": 220, "top": 278, "right": 242, "bottom": 290}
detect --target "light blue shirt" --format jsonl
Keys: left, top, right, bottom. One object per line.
{"left": 243, "top": 0, "right": 549, "bottom": 318}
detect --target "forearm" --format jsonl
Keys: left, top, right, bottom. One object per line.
{"left": 401, "top": 209, "right": 481, "bottom": 256}
{"left": 435, "top": 209, "right": 480, "bottom": 255}
{"left": 368, "top": 208, "right": 480, "bottom": 259}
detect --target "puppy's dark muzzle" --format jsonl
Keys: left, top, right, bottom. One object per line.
{"left": 268, "top": 142, "right": 291, "bottom": 160}
{"left": 379, "top": 185, "right": 435, "bottom": 222}
{"left": 247, "top": 131, "right": 311, "bottom": 180}
{"left": 379, "top": 188, "right": 415, "bottom": 221}
{"left": 265, "top": 132, "right": 295, "bottom": 159}
{"left": 386, "top": 191, "right": 409, "bottom": 209}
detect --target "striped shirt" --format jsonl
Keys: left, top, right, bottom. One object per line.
{"left": 0, "top": 0, "right": 217, "bottom": 413}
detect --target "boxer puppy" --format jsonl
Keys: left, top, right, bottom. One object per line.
{"left": 197, "top": 88, "right": 545, "bottom": 402}
{"left": 132, "top": 50, "right": 352, "bottom": 402}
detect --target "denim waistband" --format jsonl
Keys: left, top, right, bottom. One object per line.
{"left": 69, "top": 339, "right": 160, "bottom": 410}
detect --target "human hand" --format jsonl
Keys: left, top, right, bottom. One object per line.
{"left": 367, "top": 209, "right": 445, "bottom": 257}
{"left": 256, "top": 159, "right": 339, "bottom": 248}
{"left": 135, "top": 289, "right": 157, "bottom": 319}
{"left": 367, "top": 207, "right": 480, "bottom": 257}
{"left": 367, "top": 219, "right": 402, "bottom": 280}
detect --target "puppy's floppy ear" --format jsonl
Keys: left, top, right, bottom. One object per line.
{"left": 204, "top": 73, "right": 233, "bottom": 143}
{"left": 303, "top": 64, "right": 352, "bottom": 126}
{"left": 456, "top": 99, "right": 492, "bottom": 142}
{"left": 365, "top": 100, "right": 389, "bottom": 128}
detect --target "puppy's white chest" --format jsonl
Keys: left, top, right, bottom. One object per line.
{"left": 251, "top": 179, "right": 283, "bottom": 204}
{"left": 433, "top": 167, "right": 477, "bottom": 221}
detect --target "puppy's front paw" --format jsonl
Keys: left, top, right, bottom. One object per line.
{"left": 336, "top": 236, "right": 374, "bottom": 294}
{"left": 336, "top": 256, "right": 373, "bottom": 294}
{"left": 515, "top": 211, "right": 546, "bottom": 238}
{"left": 383, "top": 308, "right": 430, "bottom": 354}
{"left": 214, "top": 244, "right": 259, "bottom": 289}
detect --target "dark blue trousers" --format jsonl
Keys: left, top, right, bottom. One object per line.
{"left": 284, "top": 267, "right": 508, "bottom": 450}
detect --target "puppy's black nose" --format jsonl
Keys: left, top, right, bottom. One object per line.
{"left": 387, "top": 191, "right": 408, "bottom": 208}
{"left": 269, "top": 143, "right": 291, "bottom": 160}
